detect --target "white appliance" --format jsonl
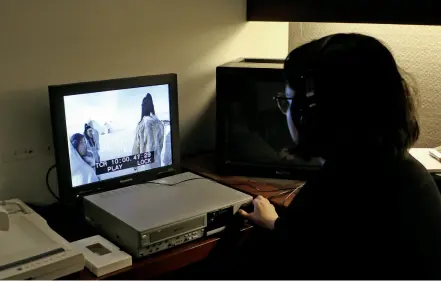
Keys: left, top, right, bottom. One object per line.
{"left": 71, "top": 235, "right": 132, "bottom": 277}
{"left": 0, "top": 199, "right": 85, "bottom": 280}
{"left": 84, "top": 172, "right": 252, "bottom": 258}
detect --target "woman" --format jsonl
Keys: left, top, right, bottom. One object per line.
{"left": 213, "top": 34, "right": 441, "bottom": 279}
{"left": 84, "top": 123, "right": 100, "bottom": 164}
{"left": 132, "top": 93, "right": 164, "bottom": 169}
{"left": 70, "top": 133, "right": 95, "bottom": 168}
{"left": 69, "top": 133, "right": 99, "bottom": 186}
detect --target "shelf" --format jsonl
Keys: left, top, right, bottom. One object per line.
{"left": 247, "top": 0, "right": 441, "bottom": 26}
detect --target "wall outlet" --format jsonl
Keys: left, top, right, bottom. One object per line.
{"left": 2, "top": 144, "right": 54, "bottom": 163}
{"left": 2, "top": 148, "right": 37, "bottom": 163}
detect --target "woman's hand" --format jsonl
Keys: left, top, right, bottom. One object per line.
{"left": 239, "top": 195, "right": 279, "bottom": 230}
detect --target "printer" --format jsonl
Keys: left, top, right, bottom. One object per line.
{"left": 0, "top": 199, "right": 85, "bottom": 280}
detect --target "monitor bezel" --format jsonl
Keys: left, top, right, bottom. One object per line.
{"left": 49, "top": 74, "right": 181, "bottom": 203}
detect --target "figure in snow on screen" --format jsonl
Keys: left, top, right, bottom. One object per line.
{"left": 69, "top": 133, "right": 99, "bottom": 186}
{"left": 132, "top": 93, "right": 164, "bottom": 169}
{"left": 70, "top": 133, "right": 96, "bottom": 168}
{"left": 84, "top": 123, "right": 101, "bottom": 164}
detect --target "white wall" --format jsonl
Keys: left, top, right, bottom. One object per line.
{"left": 289, "top": 22, "right": 441, "bottom": 148}
{"left": 0, "top": 0, "right": 288, "bottom": 204}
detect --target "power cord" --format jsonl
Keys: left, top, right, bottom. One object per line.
{"left": 147, "top": 177, "right": 301, "bottom": 193}
{"left": 46, "top": 164, "right": 60, "bottom": 201}
{"left": 151, "top": 177, "right": 299, "bottom": 193}
{"left": 146, "top": 177, "right": 302, "bottom": 208}
{"left": 146, "top": 177, "right": 206, "bottom": 186}
{"left": 268, "top": 183, "right": 305, "bottom": 202}
{"left": 268, "top": 189, "right": 295, "bottom": 199}
{"left": 221, "top": 181, "right": 300, "bottom": 192}
{"left": 282, "top": 183, "right": 304, "bottom": 204}
{"left": 224, "top": 181, "right": 261, "bottom": 191}
{"left": 282, "top": 189, "right": 297, "bottom": 205}
{"left": 44, "top": 167, "right": 302, "bottom": 202}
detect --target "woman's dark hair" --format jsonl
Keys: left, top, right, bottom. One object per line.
{"left": 140, "top": 93, "right": 155, "bottom": 123}
{"left": 284, "top": 33, "right": 419, "bottom": 160}
{"left": 70, "top": 133, "right": 85, "bottom": 151}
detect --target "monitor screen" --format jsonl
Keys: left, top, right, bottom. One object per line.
{"left": 63, "top": 85, "right": 172, "bottom": 188}
{"left": 223, "top": 80, "right": 322, "bottom": 168}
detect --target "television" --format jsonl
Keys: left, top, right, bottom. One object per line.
{"left": 49, "top": 74, "right": 180, "bottom": 203}
{"left": 216, "top": 58, "right": 322, "bottom": 179}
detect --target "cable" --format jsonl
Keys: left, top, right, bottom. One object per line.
{"left": 160, "top": 177, "right": 303, "bottom": 194}
{"left": 135, "top": 168, "right": 305, "bottom": 195}
{"left": 282, "top": 183, "right": 305, "bottom": 205}
{"left": 282, "top": 189, "right": 297, "bottom": 205}
{"left": 268, "top": 183, "right": 306, "bottom": 202}
{"left": 44, "top": 167, "right": 301, "bottom": 201}
{"left": 46, "top": 164, "right": 60, "bottom": 201}
{"left": 146, "top": 177, "right": 300, "bottom": 193}
{"left": 222, "top": 181, "right": 300, "bottom": 192}
{"left": 222, "top": 182, "right": 261, "bottom": 191}
{"left": 268, "top": 189, "right": 296, "bottom": 200}
{"left": 146, "top": 177, "right": 206, "bottom": 186}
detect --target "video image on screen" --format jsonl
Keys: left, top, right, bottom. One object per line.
{"left": 64, "top": 85, "right": 172, "bottom": 188}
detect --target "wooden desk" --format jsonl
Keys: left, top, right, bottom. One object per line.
{"left": 181, "top": 153, "right": 305, "bottom": 207}
{"left": 44, "top": 153, "right": 302, "bottom": 279}
{"left": 32, "top": 202, "right": 251, "bottom": 280}
{"left": 76, "top": 227, "right": 252, "bottom": 280}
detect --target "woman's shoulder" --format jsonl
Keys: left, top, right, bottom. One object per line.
{"left": 395, "top": 155, "right": 440, "bottom": 199}
{"left": 309, "top": 154, "right": 437, "bottom": 195}
{"left": 396, "top": 154, "right": 435, "bottom": 184}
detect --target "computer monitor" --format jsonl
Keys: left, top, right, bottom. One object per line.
{"left": 49, "top": 74, "right": 180, "bottom": 203}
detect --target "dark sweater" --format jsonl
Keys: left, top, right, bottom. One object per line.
{"left": 270, "top": 154, "right": 441, "bottom": 279}
{"left": 202, "top": 154, "right": 441, "bottom": 279}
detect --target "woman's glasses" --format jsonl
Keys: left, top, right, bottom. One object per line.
{"left": 273, "top": 92, "right": 293, "bottom": 115}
